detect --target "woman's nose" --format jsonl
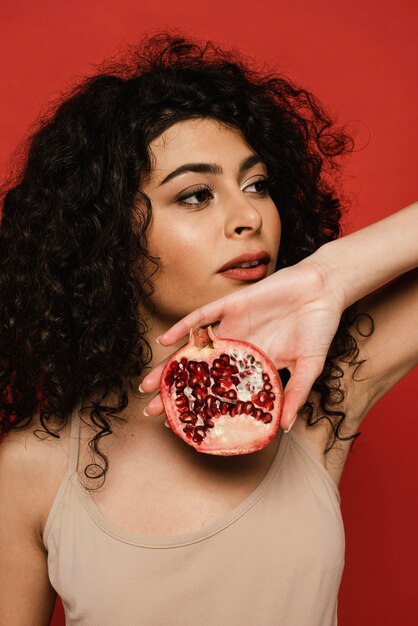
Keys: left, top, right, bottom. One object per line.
{"left": 224, "top": 193, "right": 263, "bottom": 238}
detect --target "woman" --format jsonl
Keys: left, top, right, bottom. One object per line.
{"left": 0, "top": 32, "right": 416, "bottom": 625}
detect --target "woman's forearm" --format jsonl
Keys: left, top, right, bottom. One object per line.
{"left": 310, "top": 201, "right": 418, "bottom": 310}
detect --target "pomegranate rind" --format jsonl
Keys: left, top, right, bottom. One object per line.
{"left": 160, "top": 326, "right": 283, "bottom": 456}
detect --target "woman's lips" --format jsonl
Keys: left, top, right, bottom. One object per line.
{"left": 218, "top": 263, "right": 268, "bottom": 281}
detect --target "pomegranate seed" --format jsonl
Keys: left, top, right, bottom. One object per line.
{"left": 217, "top": 393, "right": 234, "bottom": 403}
{"left": 220, "top": 354, "right": 230, "bottom": 363}
{"left": 226, "top": 389, "right": 237, "bottom": 400}
{"left": 252, "top": 391, "right": 274, "bottom": 411}
{"left": 196, "top": 397, "right": 205, "bottom": 407}
{"left": 175, "top": 375, "right": 188, "bottom": 390}
{"left": 230, "top": 407, "right": 237, "bottom": 417}
{"left": 175, "top": 396, "right": 188, "bottom": 407}
{"left": 262, "top": 373, "right": 270, "bottom": 381}
{"left": 263, "top": 383, "right": 272, "bottom": 391}
{"left": 205, "top": 419, "right": 215, "bottom": 428}
{"left": 211, "top": 367, "right": 225, "bottom": 378}
{"left": 235, "top": 400, "right": 244, "bottom": 414}
{"left": 231, "top": 376, "right": 240, "bottom": 386}
{"left": 268, "top": 392, "right": 275, "bottom": 400}
{"left": 221, "top": 403, "right": 229, "bottom": 414}
{"left": 180, "top": 413, "right": 197, "bottom": 424}
{"left": 192, "top": 387, "right": 208, "bottom": 401}
{"left": 262, "top": 412, "right": 273, "bottom": 424}
{"left": 245, "top": 402, "right": 254, "bottom": 415}
{"left": 254, "top": 408, "right": 264, "bottom": 420}
{"left": 194, "top": 425, "right": 207, "bottom": 438}
{"left": 178, "top": 406, "right": 192, "bottom": 414}
{"left": 207, "top": 397, "right": 221, "bottom": 414}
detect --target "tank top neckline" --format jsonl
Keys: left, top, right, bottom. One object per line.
{"left": 69, "top": 403, "right": 291, "bottom": 548}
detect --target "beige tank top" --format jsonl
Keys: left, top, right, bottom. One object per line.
{"left": 43, "top": 403, "right": 345, "bottom": 626}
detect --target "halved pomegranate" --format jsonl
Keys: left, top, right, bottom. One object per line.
{"left": 160, "top": 326, "right": 283, "bottom": 455}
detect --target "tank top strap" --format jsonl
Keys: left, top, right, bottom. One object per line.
{"left": 286, "top": 428, "right": 341, "bottom": 503}
{"left": 67, "top": 401, "right": 82, "bottom": 474}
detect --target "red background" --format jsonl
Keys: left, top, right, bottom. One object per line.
{"left": 1, "top": 1, "right": 417, "bottom": 624}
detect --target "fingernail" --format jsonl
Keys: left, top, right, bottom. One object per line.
{"left": 284, "top": 415, "right": 297, "bottom": 433}
{"left": 138, "top": 384, "right": 145, "bottom": 393}
{"left": 156, "top": 336, "right": 161, "bottom": 344}
{"left": 143, "top": 406, "right": 149, "bottom": 416}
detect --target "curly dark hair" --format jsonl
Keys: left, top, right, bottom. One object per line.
{"left": 0, "top": 30, "right": 373, "bottom": 489}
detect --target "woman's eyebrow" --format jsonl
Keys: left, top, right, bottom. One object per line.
{"left": 157, "top": 153, "right": 265, "bottom": 187}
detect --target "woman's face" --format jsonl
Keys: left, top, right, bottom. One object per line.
{"left": 140, "top": 117, "right": 281, "bottom": 324}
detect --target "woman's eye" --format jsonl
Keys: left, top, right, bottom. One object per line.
{"left": 176, "top": 177, "right": 271, "bottom": 207}
{"left": 244, "top": 178, "right": 271, "bottom": 194}
{"left": 177, "top": 186, "right": 213, "bottom": 206}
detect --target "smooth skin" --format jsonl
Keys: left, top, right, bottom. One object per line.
{"left": 139, "top": 117, "right": 282, "bottom": 325}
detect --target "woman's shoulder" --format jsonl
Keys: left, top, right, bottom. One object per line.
{"left": 0, "top": 412, "right": 73, "bottom": 469}
{"left": 0, "top": 414, "right": 72, "bottom": 547}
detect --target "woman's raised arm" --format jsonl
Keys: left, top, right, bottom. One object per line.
{"left": 140, "top": 201, "right": 418, "bottom": 431}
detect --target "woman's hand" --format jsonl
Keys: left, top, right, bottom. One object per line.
{"left": 140, "top": 258, "right": 346, "bottom": 431}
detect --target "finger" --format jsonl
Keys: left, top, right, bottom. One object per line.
{"left": 139, "top": 361, "right": 166, "bottom": 394}
{"left": 280, "top": 357, "right": 325, "bottom": 430}
{"left": 157, "top": 298, "right": 228, "bottom": 346}
{"left": 144, "top": 392, "right": 165, "bottom": 416}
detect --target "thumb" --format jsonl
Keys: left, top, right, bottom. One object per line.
{"left": 158, "top": 298, "right": 228, "bottom": 346}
